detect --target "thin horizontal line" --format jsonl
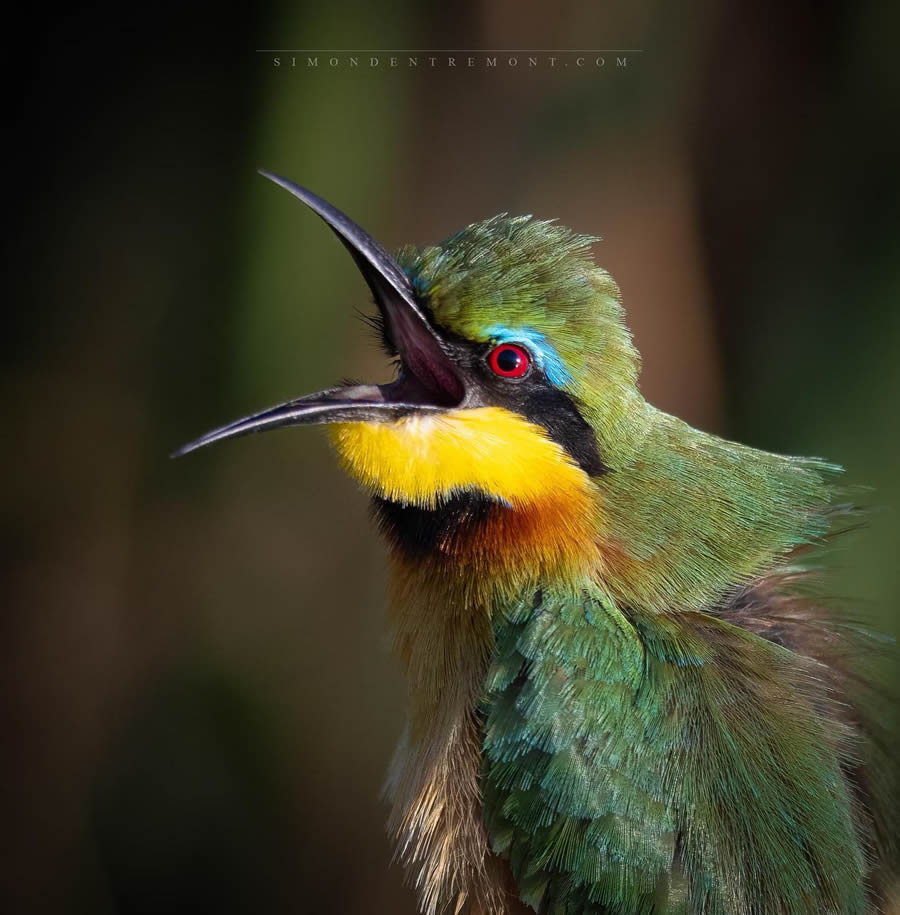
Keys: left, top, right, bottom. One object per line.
{"left": 255, "top": 49, "right": 644, "bottom": 54}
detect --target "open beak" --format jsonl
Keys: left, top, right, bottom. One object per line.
{"left": 173, "top": 171, "right": 464, "bottom": 458}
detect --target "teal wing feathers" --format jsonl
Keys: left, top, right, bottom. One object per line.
{"left": 480, "top": 586, "right": 868, "bottom": 915}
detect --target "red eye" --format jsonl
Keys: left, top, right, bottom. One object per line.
{"left": 488, "top": 343, "right": 531, "bottom": 378}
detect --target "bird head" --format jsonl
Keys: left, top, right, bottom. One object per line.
{"left": 177, "top": 172, "right": 650, "bottom": 536}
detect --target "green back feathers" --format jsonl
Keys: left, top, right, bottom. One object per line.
{"left": 597, "top": 414, "right": 842, "bottom": 612}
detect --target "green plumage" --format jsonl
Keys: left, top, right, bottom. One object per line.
{"left": 182, "top": 178, "right": 898, "bottom": 915}
{"left": 396, "top": 215, "right": 898, "bottom": 913}
{"left": 483, "top": 587, "right": 867, "bottom": 915}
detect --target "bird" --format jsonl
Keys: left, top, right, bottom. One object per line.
{"left": 176, "top": 170, "right": 898, "bottom": 915}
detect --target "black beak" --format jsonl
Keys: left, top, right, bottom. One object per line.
{"left": 173, "top": 171, "right": 464, "bottom": 458}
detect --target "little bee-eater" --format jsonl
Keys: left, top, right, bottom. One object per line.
{"left": 177, "top": 171, "right": 898, "bottom": 915}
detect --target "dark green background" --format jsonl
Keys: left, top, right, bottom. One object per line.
{"left": 5, "top": 3, "right": 898, "bottom": 913}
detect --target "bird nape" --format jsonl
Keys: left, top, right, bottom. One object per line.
{"left": 176, "top": 171, "right": 898, "bottom": 915}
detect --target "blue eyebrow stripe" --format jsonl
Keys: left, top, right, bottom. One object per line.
{"left": 483, "top": 324, "right": 573, "bottom": 387}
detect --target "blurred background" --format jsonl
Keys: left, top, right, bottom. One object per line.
{"left": 5, "top": 2, "right": 899, "bottom": 913}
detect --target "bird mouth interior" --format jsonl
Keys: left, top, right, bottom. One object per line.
{"left": 380, "top": 366, "right": 462, "bottom": 408}
{"left": 377, "top": 300, "right": 465, "bottom": 409}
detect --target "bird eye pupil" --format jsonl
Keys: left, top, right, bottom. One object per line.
{"left": 488, "top": 343, "right": 531, "bottom": 378}
{"left": 496, "top": 348, "right": 520, "bottom": 372}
